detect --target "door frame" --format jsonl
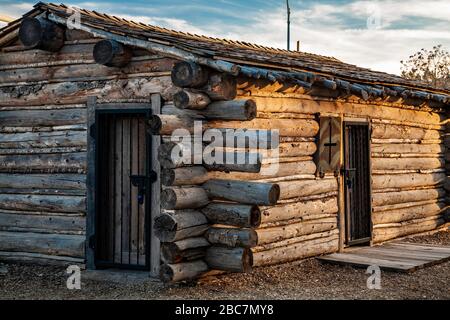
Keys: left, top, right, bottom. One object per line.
{"left": 342, "top": 119, "right": 373, "bottom": 247}
{"left": 86, "top": 95, "right": 162, "bottom": 276}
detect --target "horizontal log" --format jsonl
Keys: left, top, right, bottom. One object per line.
{"left": 0, "top": 231, "right": 85, "bottom": 257}
{"left": 0, "top": 109, "right": 86, "bottom": 127}
{"left": 256, "top": 216, "right": 338, "bottom": 245}
{"left": 372, "top": 216, "right": 445, "bottom": 243}
{"left": 0, "top": 194, "right": 86, "bottom": 213}
{"left": 203, "top": 151, "right": 262, "bottom": 173}
{"left": 197, "top": 99, "right": 257, "bottom": 120}
{"left": 277, "top": 178, "right": 338, "bottom": 200}
{"left": 372, "top": 188, "right": 446, "bottom": 207}
{"left": 201, "top": 203, "right": 261, "bottom": 228}
{"left": 161, "top": 167, "right": 209, "bottom": 186}
{"left": 160, "top": 260, "right": 209, "bottom": 283}
{"left": 203, "top": 179, "right": 280, "bottom": 205}
{"left": 372, "top": 124, "right": 441, "bottom": 140}
{"left": 260, "top": 197, "right": 338, "bottom": 224}
{"left": 371, "top": 143, "right": 444, "bottom": 155}
{"left": 208, "top": 118, "right": 319, "bottom": 137}
{"left": 207, "top": 161, "right": 317, "bottom": 182}
{"left": 372, "top": 201, "right": 445, "bottom": 224}
{"left": 371, "top": 118, "right": 443, "bottom": 131}
{"left": 371, "top": 157, "right": 444, "bottom": 171}
{"left": 0, "top": 173, "right": 86, "bottom": 190}
{"left": 252, "top": 232, "right": 339, "bottom": 267}
{"left": 0, "top": 212, "right": 85, "bottom": 234}
{"left": 247, "top": 96, "right": 442, "bottom": 125}
{"left": 161, "top": 187, "right": 209, "bottom": 210}
{"left": 0, "top": 77, "right": 173, "bottom": 106}
{"left": 372, "top": 173, "right": 446, "bottom": 190}
{"left": 205, "top": 227, "right": 257, "bottom": 248}
{"left": 205, "top": 246, "right": 252, "bottom": 272}
{"left": 149, "top": 114, "right": 200, "bottom": 135}
{"left": 173, "top": 89, "right": 211, "bottom": 109}
{"left": 154, "top": 210, "right": 208, "bottom": 242}
{"left": 0, "top": 251, "right": 84, "bottom": 266}
{"left": 0, "top": 152, "right": 87, "bottom": 173}
{"left": 161, "top": 237, "right": 210, "bottom": 264}
{"left": 0, "top": 130, "right": 86, "bottom": 149}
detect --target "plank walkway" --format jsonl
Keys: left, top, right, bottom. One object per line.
{"left": 318, "top": 242, "right": 450, "bottom": 273}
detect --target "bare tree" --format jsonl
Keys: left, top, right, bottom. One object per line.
{"left": 400, "top": 45, "right": 450, "bottom": 90}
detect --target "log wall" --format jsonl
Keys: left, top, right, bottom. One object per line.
{"left": 0, "top": 32, "right": 176, "bottom": 266}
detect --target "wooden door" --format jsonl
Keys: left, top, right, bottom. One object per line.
{"left": 344, "top": 122, "right": 372, "bottom": 245}
{"left": 95, "top": 112, "right": 151, "bottom": 269}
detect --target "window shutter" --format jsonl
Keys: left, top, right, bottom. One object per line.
{"left": 318, "top": 116, "right": 342, "bottom": 175}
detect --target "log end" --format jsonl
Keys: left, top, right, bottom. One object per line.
{"left": 250, "top": 205, "right": 262, "bottom": 228}
{"left": 173, "top": 90, "right": 191, "bottom": 109}
{"left": 19, "top": 17, "right": 65, "bottom": 52}
{"left": 148, "top": 115, "right": 162, "bottom": 135}
{"left": 93, "top": 39, "right": 132, "bottom": 67}
{"left": 19, "top": 17, "right": 42, "bottom": 48}
{"left": 171, "top": 61, "right": 209, "bottom": 88}
{"left": 244, "top": 99, "right": 257, "bottom": 120}
{"left": 161, "top": 168, "right": 176, "bottom": 186}
{"left": 154, "top": 213, "right": 177, "bottom": 242}
{"left": 161, "top": 188, "right": 178, "bottom": 210}
{"left": 268, "top": 184, "right": 281, "bottom": 205}
{"left": 159, "top": 263, "right": 176, "bottom": 283}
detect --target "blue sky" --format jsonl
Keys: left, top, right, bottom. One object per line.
{"left": 1, "top": 0, "right": 450, "bottom": 75}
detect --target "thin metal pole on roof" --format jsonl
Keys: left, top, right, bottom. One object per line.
{"left": 286, "top": 0, "right": 291, "bottom": 51}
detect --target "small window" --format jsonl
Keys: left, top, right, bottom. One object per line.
{"left": 317, "top": 116, "right": 342, "bottom": 177}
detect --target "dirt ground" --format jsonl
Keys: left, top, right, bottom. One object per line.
{"left": 1, "top": 229, "right": 449, "bottom": 300}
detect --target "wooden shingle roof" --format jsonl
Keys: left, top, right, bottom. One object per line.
{"left": 1, "top": 2, "right": 449, "bottom": 104}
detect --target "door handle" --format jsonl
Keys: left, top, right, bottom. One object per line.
{"left": 342, "top": 168, "right": 356, "bottom": 188}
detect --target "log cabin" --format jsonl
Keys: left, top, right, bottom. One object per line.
{"left": 0, "top": 2, "right": 449, "bottom": 283}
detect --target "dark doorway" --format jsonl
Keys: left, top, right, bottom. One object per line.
{"left": 343, "top": 122, "right": 372, "bottom": 246}
{"left": 95, "top": 111, "right": 152, "bottom": 270}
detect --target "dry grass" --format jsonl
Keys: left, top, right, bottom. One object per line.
{"left": 1, "top": 229, "right": 449, "bottom": 300}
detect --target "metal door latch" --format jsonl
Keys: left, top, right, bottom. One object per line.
{"left": 130, "top": 171, "right": 157, "bottom": 204}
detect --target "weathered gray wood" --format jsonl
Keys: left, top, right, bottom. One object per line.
{"left": 0, "top": 231, "right": 85, "bottom": 258}
{"left": 203, "top": 179, "right": 280, "bottom": 205}
{"left": 201, "top": 73, "right": 237, "bottom": 100}
{"left": 148, "top": 114, "right": 200, "bottom": 135}
{"left": 205, "top": 246, "right": 252, "bottom": 272}
{"left": 201, "top": 203, "right": 261, "bottom": 228}
{"left": 0, "top": 194, "right": 86, "bottom": 213}
{"left": 0, "top": 173, "right": 86, "bottom": 190}
{"left": 154, "top": 210, "right": 209, "bottom": 242}
{"left": 203, "top": 151, "right": 262, "bottom": 173}
{"left": 206, "top": 227, "right": 257, "bottom": 248}
{"left": 160, "top": 260, "right": 209, "bottom": 283}
{"left": 171, "top": 61, "right": 209, "bottom": 88}
{"left": 0, "top": 152, "right": 87, "bottom": 173}
{"left": 0, "top": 109, "right": 86, "bottom": 127}
{"left": 161, "top": 237, "right": 210, "bottom": 264}
{"left": 0, "top": 212, "right": 85, "bottom": 234}
{"left": 0, "top": 130, "right": 86, "bottom": 149}
{"left": 0, "top": 251, "right": 84, "bottom": 266}
{"left": 150, "top": 93, "right": 162, "bottom": 277}
{"left": 161, "top": 187, "right": 209, "bottom": 210}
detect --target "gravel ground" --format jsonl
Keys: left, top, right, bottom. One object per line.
{"left": 1, "top": 230, "right": 449, "bottom": 300}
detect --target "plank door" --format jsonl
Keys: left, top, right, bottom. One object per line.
{"left": 344, "top": 122, "right": 372, "bottom": 245}
{"left": 95, "top": 112, "right": 151, "bottom": 269}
